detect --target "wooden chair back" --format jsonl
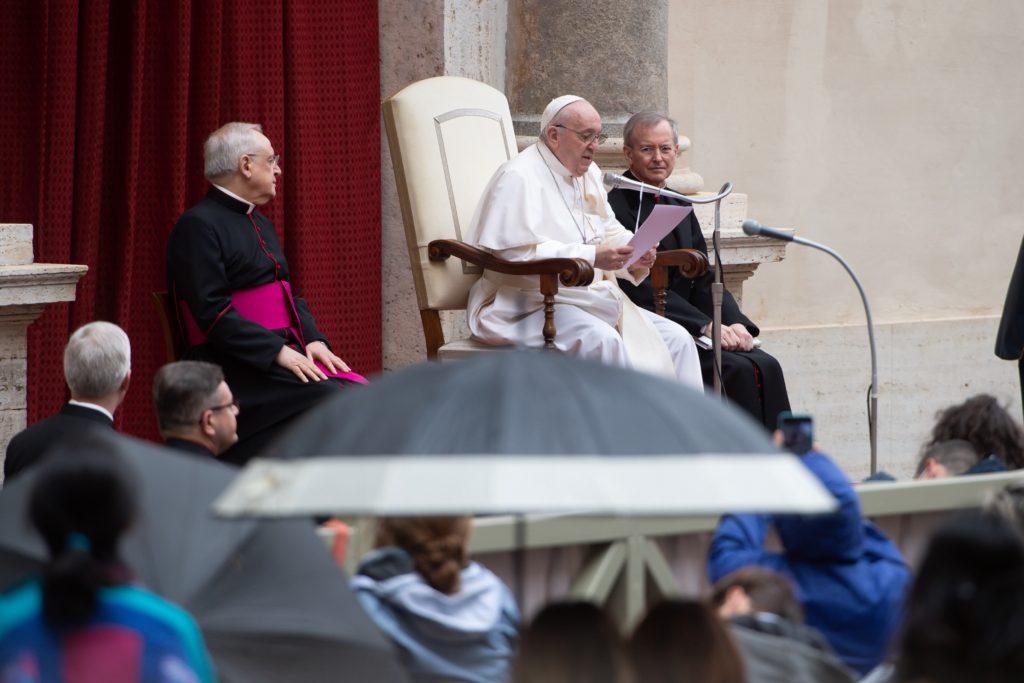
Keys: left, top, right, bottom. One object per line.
{"left": 152, "top": 291, "right": 185, "bottom": 363}
{"left": 382, "top": 76, "right": 519, "bottom": 357}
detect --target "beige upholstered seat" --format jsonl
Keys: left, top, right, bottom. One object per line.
{"left": 383, "top": 76, "right": 593, "bottom": 360}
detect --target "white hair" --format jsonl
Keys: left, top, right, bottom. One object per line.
{"left": 63, "top": 322, "right": 131, "bottom": 397}
{"left": 203, "top": 122, "right": 264, "bottom": 180}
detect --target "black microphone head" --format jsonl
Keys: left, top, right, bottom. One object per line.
{"left": 742, "top": 219, "right": 763, "bottom": 236}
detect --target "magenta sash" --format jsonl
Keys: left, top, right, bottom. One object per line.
{"left": 178, "top": 281, "right": 367, "bottom": 384}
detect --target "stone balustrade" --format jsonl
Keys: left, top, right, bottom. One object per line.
{"left": 0, "top": 224, "right": 88, "bottom": 476}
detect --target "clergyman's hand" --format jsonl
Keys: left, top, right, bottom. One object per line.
{"left": 704, "top": 323, "right": 755, "bottom": 352}
{"left": 633, "top": 247, "right": 657, "bottom": 269}
{"left": 275, "top": 344, "right": 327, "bottom": 383}
{"left": 728, "top": 323, "right": 755, "bottom": 352}
{"left": 595, "top": 244, "right": 634, "bottom": 271}
{"left": 306, "top": 340, "right": 351, "bottom": 374}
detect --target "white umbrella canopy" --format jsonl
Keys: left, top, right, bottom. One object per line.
{"left": 215, "top": 351, "right": 834, "bottom": 517}
{"left": 215, "top": 453, "right": 831, "bottom": 517}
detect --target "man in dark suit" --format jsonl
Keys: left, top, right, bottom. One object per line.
{"left": 996, "top": 235, "right": 1024, "bottom": 419}
{"left": 3, "top": 321, "right": 131, "bottom": 481}
{"left": 607, "top": 111, "right": 791, "bottom": 430}
{"left": 152, "top": 360, "right": 238, "bottom": 459}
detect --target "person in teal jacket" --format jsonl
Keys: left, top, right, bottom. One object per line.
{"left": 708, "top": 450, "right": 910, "bottom": 677}
{"left": 0, "top": 450, "right": 215, "bottom": 683}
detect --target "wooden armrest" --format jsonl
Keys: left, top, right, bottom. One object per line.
{"left": 427, "top": 238, "right": 595, "bottom": 351}
{"left": 651, "top": 249, "right": 710, "bottom": 317}
{"left": 653, "top": 248, "right": 708, "bottom": 279}
{"left": 428, "top": 239, "right": 594, "bottom": 287}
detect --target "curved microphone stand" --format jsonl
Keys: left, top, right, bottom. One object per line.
{"left": 695, "top": 183, "right": 734, "bottom": 397}
{"left": 742, "top": 219, "right": 879, "bottom": 474}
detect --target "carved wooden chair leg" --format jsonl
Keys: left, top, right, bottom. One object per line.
{"left": 540, "top": 273, "right": 558, "bottom": 350}
{"left": 651, "top": 266, "right": 670, "bottom": 318}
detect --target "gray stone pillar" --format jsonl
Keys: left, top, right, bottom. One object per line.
{"left": 505, "top": 0, "right": 701, "bottom": 192}
{"left": 506, "top": 0, "right": 667, "bottom": 139}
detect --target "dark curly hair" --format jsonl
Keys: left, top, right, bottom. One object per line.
{"left": 925, "top": 394, "right": 1024, "bottom": 469}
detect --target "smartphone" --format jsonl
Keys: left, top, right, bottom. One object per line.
{"left": 778, "top": 412, "right": 814, "bottom": 455}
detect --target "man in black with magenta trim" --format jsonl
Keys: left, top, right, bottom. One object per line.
{"left": 167, "top": 122, "right": 365, "bottom": 464}
{"left": 607, "top": 111, "right": 790, "bottom": 430}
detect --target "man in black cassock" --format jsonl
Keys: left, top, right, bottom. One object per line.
{"left": 996, "top": 235, "right": 1024, "bottom": 419}
{"left": 607, "top": 112, "right": 790, "bottom": 430}
{"left": 167, "top": 122, "right": 360, "bottom": 464}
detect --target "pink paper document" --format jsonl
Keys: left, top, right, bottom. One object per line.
{"left": 624, "top": 204, "right": 693, "bottom": 267}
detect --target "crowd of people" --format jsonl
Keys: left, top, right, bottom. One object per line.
{"left": 2, "top": 103, "right": 1024, "bottom": 682}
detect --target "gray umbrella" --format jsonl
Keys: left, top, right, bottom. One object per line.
{"left": 0, "top": 431, "right": 407, "bottom": 683}
{"left": 214, "top": 351, "right": 832, "bottom": 516}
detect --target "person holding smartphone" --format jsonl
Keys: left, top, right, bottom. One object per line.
{"left": 707, "top": 413, "right": 911, "bottom": 677}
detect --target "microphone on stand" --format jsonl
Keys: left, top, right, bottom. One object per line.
{"left": 603, "top": 171, "right": 690, "bottom": 202}
{"left": 741, "top": 219, "right": 795, "bottom": 242}
{"left": 743, "top": 218, "right": 881, "bottom": 475}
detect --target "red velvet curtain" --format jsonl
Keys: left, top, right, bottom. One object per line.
{"left": 0, "top": 0, "right": 381, "bottom": 440}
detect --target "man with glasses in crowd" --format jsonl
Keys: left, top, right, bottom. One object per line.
{"left": 167, "top": 122, "right": 364, "bottom": 465}
{"left": 153, "top": 361, "right": 239, "bottom": 458}
{"left": 466, "top": 96, "right": 702, "bottom": 387}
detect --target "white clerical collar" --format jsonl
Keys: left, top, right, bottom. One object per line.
{"left": 212, "top": 184, "right": 256, "bottom": 214}
{"left": 68, "top": 399, "right": 114, "bottom": 422}
{"left": 537, "top": 141, "right": 576, "bottom": 180}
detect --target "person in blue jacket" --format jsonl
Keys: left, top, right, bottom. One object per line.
{"left": 352, "top": 516, "right": 519, "bottom": 683}
{"left": 0, "top": 449, "right": 215, "bottom": 683}
{"left": 708, "top": 449, "right": 910, "bottom": 677}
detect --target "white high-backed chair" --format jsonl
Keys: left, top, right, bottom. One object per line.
{"left": 383, "top": 76, "right": 593, "bottom": 360}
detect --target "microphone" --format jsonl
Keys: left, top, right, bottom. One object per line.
{"left": 741, "top": 219, "right": 794, "bottom": 242}
{"left": 745, "top": 216, "right": 881, "bottom": 474}
{"left": 603, "top": 171, "right": 689, "bottom": 202}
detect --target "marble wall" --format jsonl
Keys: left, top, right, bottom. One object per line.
{"left": 665, "top": 0, "right": 1024, "bottom": 474}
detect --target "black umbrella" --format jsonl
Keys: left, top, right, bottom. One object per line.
{"left": 214, "top": 351, "right": 832, "bottom": 516}
{"left": 0, "top": 431, "right": 407, "bottom": 683}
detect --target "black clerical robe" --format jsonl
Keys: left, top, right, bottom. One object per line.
{"left": 996, "top": 234, "right": 1024, "bottom": 418}
{"left": 608, "top": 172, "right": 790, "bottom": 429}
{"left": 167, "top": 187, "right": 344, "bottom": 464}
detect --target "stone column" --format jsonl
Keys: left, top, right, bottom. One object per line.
{"left": 506, "top": 0, "right": 701, "bottom": 192}
{"left": 0, "top": 224, "right": 88, "bottom": 477}
{"left": 507, "top": 0, "right": 667, "bottom": 138}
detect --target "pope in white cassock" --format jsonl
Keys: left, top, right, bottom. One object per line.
{"left": 466, "top": 95, "right": 703, "bottom": 388}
